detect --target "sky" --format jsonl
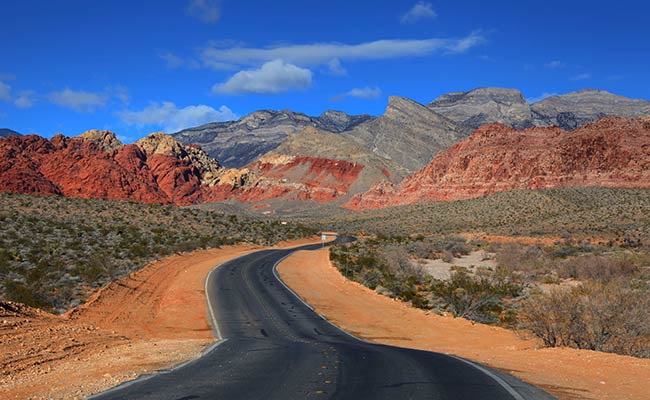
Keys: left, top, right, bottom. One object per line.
{"left": 1, "top": 0, "right": 649, "bottom": 142}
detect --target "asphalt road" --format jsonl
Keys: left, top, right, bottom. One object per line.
{"left": 90, "top": 242, "right": 555, "bottom": 400}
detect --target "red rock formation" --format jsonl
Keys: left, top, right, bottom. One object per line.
{"left": 0, "top": 134, "right": 170, "bottom": 203}
{"left": 345, "top": 116, "right": 650, "bottom": 210}
{"left": 0, "top": 131, "right": 369, "bottom": 206}
{"left": 245, "top": 155, "right": 364, "bottom": 203}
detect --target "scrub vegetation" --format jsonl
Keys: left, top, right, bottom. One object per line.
{"left": 330, "top": 234, "right": 650, "bottom": 358}
{"left": 0, "top": 193, "right": 317, "bottom": 313}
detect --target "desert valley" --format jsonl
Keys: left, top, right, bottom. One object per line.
{"left": 2, "top": 1, "right": 650, "bottom": 399}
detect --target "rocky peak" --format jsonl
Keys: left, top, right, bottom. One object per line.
{"left": 430, "top": 87, "right": 527, "bottom": 107}
{"left": 385, "top": 96, "right": 432, "bottom": 120}
{"left": 343, "top": 96, "right": 465, "bottom": 172}
{"left": 318, "top": 110, "right": 352, "bottom": 131}
{"left": 427, "top": 87, "right": 534, "bottom": 132}
{"left": 531, "top": 89, "right": 650, "bottom": 130}
{"left": 136, "top": 132, "right": 187, "bottom": 158}
{"left": 78, "top": 130, "right": 123, "bottom": 152}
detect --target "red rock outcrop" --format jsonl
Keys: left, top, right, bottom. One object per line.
{"left": 0, "top": 132, "right": 242, "bottom": 205}
{"left": 243, "top": 155, "right": 365, "bottom": 203}
{"left": 0, "top": 134, "right": 170, "bottom": 203}
{"left": 345, "top": 116, "right": 650, "bottom": 210}
{"left": 0, "top": 130, "right": 371, "bottom": 206}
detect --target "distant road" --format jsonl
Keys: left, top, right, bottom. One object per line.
{"left": 90, "top": 242, "right": 554, "bottom": 399}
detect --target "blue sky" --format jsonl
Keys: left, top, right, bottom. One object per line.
{"left": 1, "top": 0, "right": 649, "bottom": 142}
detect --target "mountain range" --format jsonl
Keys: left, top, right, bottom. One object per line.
{"left": 2, "top": 87, "right": 649, "bottom": 212}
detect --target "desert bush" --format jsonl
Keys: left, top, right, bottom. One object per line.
{"left": 379, "top": 245, "right": 425, "bottom": 281}
{"left": 558, "top": 254, "right": 640, "bottom": 283}
{"left": 519, "top": 282, "right": 650, "bottom": 357}
{"left": 430, "top": 270, "right": 525, "bottom": 324}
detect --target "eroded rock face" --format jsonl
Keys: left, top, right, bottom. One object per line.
{"left": 345, "top": 116, "right": 650, "bottom": 210}
{"left": 344, "top": 96, "right": 465, "bottom": 172}
{"left": 78, "top": 130, "right": 123, "bottom": 152}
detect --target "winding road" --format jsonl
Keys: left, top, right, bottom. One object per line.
{"left": 90, "top": 242, "right": 554, "bottom": 399}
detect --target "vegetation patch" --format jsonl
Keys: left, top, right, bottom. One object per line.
{"left": 0, "top": 193, "right": 317, "bottom": 313}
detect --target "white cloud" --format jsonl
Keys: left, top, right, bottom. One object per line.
{"left": 527, "top": 92, "right": 558, "bottom": 103}
{"left": 213, "top": 60, "right": 313, "bottom": 95}
{"left": 400, "top": 2, "right": 437, "bottom": 24}
{"left": 0, "top": 81, "right": 11, "bottom": 101}
{"left": 544, "top": 60, "right": 566, "bottom": 69}
{"left": 200, "top": 32, "right": 485, "bottom": 70}
{"left": 14, "top": 91, "right": 35, "bottom": 108}
{"left": 119, "top": 102, "right": 237, "bottom": 132}
{"left": 187, "top": 0, "right": 220, "bottom": 24}
{"left": 327, "top": 58, "right": 347, "bottom": 76}
{"left": 571, "top": 73, "right": 592, "bottom": 81}
{"left": 108, "top": 85, "right": 130, "bottom": 105}
{"left": 160, "top": 52, "right": 201, "bottom": 69}
{"left": 335, "top": 86, "right": 382, "bottom": 101}
{"left": 47, "top": 88, "right": 107, "bottom": 112}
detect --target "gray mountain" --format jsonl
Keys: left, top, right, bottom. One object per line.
{"left": 173, "top": 110, "right": 373, "bottom": 168}
{"left": 0, "top": 128, "right": 21, "bottom": 138}
{"left": 343, "top": 96, "right": 465, "bottom": 172}
{"left": 531, "top": 89, "right": 650, "bottom": 130}
{"left": 427, "top": 87, "right": 534, "bottom": 133}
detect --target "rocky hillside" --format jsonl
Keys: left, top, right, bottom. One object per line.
{"left": 0, "top": 128, "right": 21, "bottom": 138}
{"left": 531, "top": 89, "right": 650, "bottom": 130}
{"left": 343, "top": 96, "right": 465, "bottom": 172}
{"left": 173, "top": 109, "right": 373, "bottom": 168}
{"left": 0, "top": 131, "right": 252, "bottom": 205}
{"left": 345, "top": 116, "right": 650, "bottom": 210}
{"left": 269, "top": 127, "right": 406, "bottom": 188}
{"left": 428, "top": 87, "right": 534, "bottom": 132}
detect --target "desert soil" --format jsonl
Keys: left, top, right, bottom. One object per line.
{"left": 0, "top": 236, "right": 321, "bottom": 400}
{"left": 277, "top": 248, "right": 650, "bottom": 400}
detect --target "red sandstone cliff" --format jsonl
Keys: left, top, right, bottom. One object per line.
{"left": 344, "top": 116, "right": 650, "bottom": 210}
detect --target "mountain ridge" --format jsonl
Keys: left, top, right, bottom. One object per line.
{"left": 345, "top": 116, "right": 650, "bottom": 210}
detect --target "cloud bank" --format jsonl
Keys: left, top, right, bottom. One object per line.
{"left": 47, "top": 88, "right": 107, "bottom": 112}
{"left": 201, "top": 32, "right": 485, "bottom": 70}
{"left": 119, "top": 102, "right": 237, "bottom": 132}
{"left": 213, "top": 60, "right": 313, "bottom": 95}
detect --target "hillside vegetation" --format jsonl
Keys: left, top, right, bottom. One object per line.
{"left": 0, "top": 193, "right": 317, "bottom": 313}
{"left": 315, "top": 187, "right": 650, "bottom": 240}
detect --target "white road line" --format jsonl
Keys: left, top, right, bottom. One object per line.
{"left": 271, "top": 249, "right": 370, "bottom": 344}
{"left": 447, "top": 354, "right": 527, "bottom": 400}
{"left": 205, "top": 260, "right": 225, "bottom": 340}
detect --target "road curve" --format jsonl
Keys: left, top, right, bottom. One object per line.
{"left": 90, "top": 243, "right": 555, "bottom": 400}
